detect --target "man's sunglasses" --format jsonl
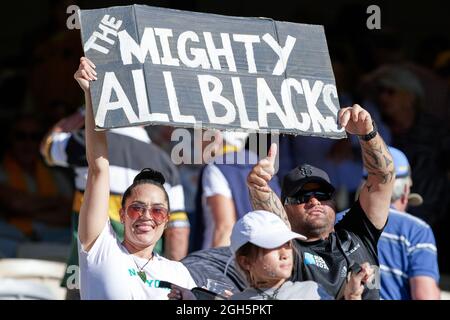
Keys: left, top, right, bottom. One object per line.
{"left": 126, "top": 203, "right": 169, "bottom": 225}
{"left": 284, "top": 191, "right": 333, "bottom": 205}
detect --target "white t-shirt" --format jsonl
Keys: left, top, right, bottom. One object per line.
{"left": 78, "top": 221, "right": 196, "bottom": 300}
{"left": 201, "top": 164, "right": 232, "bottom": 249}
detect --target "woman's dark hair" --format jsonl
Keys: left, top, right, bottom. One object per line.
{"left": 121, "top": 168, "right": 170, "bottom": 211}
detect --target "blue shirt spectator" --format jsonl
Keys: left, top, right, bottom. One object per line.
{"left": 378, "top": 208, "right": 439, "bottom": 299}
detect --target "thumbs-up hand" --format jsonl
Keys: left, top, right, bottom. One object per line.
{"left": 247, "top": 143, "right": 277, "bottom": 193}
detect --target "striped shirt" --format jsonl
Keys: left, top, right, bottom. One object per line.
{"left": 378, "top": 208, "right": 439, "bottom": 300}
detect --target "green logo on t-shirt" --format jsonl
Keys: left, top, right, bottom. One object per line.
{"left": 128, "top": 268, "right": 169, "bottom": 290}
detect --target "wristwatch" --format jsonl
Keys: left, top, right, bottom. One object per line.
{"left": 358, "top": 120, "right": 378, "bottom": 141}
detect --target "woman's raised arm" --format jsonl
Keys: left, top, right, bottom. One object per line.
{"left": 75, "top": 57, "right": 110, "bottom": 251}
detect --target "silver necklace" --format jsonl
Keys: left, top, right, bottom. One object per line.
{"left": 255, "top": 286, "right": 281, "bottom": 300}
{"left": 132, "top": 254, "right": 154, "bottom": 283}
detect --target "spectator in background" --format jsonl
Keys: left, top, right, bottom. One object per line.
{"left": 192, "top": 131, "right": 281, "bottom": 251}
{"left": 41, "top": 108, "right": 190, "bottom": 299}
{"left": 27, "top": 0, "right": 83, "bottom": 121}
{"left": 363, "top": 66, "right": 450, "bottom": 255}
{"left": 337, "top": 146, "right": 440, "bottom": 299}
{"left": 434, "top": 49, "right": 450, "bottom": 87}
{"left": 0, "top": 114, "right": 72, "bottom": 257}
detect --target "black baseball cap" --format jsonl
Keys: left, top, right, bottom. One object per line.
{"left": 281, "top": 164, "right": 335, "bottom": 203}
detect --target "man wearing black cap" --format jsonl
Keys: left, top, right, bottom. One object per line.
{"left": 247, "top": 104, "right": 395, "bottom": 300}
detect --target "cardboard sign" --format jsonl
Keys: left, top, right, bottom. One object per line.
{"left": 79, "top": 5, "right": 345, "bottom": 138}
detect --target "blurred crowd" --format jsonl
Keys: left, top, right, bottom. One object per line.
{"left": 0, "top": 1, "right": 449, "bottom": 300}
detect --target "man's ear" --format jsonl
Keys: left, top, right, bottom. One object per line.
{"left": 400, "top": 193, "right": 408, "bottom": 206}
{"left": 401, "top": 184, "right": 409, "bottom": 206}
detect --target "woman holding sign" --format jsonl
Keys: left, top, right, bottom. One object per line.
{"left": 74, "top": 57, "right": 196, "bottom": 299}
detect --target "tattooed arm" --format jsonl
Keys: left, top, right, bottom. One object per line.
{"left": 249, "top": 187, "right": 291, "bottom": 228}
{"left": 247, "top": 144, "right": 292, "bottom": 228}
{"left": 339, "top": 105, "right": 395, "bottom": 229}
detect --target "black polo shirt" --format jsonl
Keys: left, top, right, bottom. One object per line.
{"left": 291, "top": 199, "right": 384, "bottom": 300}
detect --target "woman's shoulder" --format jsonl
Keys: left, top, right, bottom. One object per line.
{"left": 153, "top": 253, "right": 196, "bottom": 288}
{"left": 154, "top": 254, "right": 190, "bottom": 271}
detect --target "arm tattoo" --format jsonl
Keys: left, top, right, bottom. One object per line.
{"left": 383, "top": 154, "right": 392, "bottom": 167}
{"left": 249, "top": 189, "right": 291, "bottom": 228}
{"left": 360, "top": 135, "right": 395, "bottom": 191}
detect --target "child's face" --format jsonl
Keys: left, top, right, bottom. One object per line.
{"left": 251, "top": 242, "right": 294, "bottom": 286}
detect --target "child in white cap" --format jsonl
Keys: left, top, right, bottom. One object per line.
{"left": 169, "top": 210, "right": 374, "bottom": 300}
{"left": 229, "top": 210, "right": 373, "bottom": 300}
